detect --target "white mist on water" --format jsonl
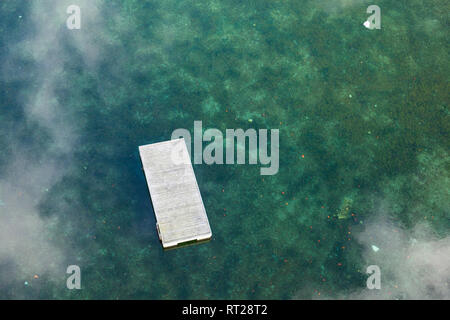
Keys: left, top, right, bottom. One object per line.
{"left": 0, "top": 0, "right": 105, "bottom": 292}
{"left": 349, "top": 215, "right": 450, "bottom": 300}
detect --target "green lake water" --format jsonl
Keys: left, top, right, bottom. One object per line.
{"left": 0, "top": 0, "right": 448, "bottom": 299}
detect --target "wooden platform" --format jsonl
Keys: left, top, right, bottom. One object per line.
{"left": 139, "top": 138, "right": 212, "bottom": 248}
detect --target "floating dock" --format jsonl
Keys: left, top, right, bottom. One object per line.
{"left": 139, "top": 138, "right": 212, "bottom": 248}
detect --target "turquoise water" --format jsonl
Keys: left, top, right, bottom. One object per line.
{"left": 0, "top": 0, "right": 448, "bottom": 299}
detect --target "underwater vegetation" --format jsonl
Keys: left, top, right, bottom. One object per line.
{"left": 336, "top": 196, "right": 354, "bottom": 220}
{"left": 0, "top": 0, "right": 448, "bottom": 299}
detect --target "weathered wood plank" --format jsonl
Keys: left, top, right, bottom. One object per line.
{"left": 139, "top": 138, "right": 212, "bottom": 248}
